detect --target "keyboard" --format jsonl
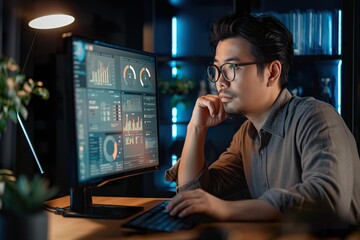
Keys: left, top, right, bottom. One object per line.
{"left": 123, "top": 200, "right": 197, "bottom": 232}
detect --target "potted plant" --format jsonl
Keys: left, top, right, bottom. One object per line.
{"left": 158, "top": 76, "right": 195, "bottom": 107}
{"left": 0, "top": 55, "right": 53, "bottom": 239}
{"left": 0, "top": 171, "right": 57, "bottom": 240}
{"left": 158, "top": 64, "right": 196, "bottom": 107}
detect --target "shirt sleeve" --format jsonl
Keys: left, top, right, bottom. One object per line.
{"left": 165, "top": 160, "right": 209, "bottom": 193}
{"left": 165, "top": 125, "right": 251, "bottom": 199}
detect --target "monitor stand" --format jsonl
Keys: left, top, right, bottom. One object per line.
{"left": 62, "top": 186, "right": 144, "bottom": 219}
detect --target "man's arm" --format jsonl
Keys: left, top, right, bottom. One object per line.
{"left": 166, "top": 188, "right": 281, "bottom": 221}
{"left": 177, "top": 123, "right": 207, "bottom": 186}
{"left": 177, "top": 95, "right": 226, "bottom": 186}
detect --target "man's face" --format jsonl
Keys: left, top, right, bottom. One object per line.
{"left": 214, "top": 37, "right": 270, "bottom": 117}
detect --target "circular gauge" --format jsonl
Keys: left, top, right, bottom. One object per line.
{"left": 140, "top": 67, "right": 151, "bottom": 88}
{"left": 103, "top": 135, "right": 118, "bottom": 162}
{"left": 123, "top": 65, "right": 136, "bottom": 86}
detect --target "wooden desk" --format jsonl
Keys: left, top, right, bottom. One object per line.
{"left": 46, "top": 196, "right": 199, "bottom": 240}
{"left": 46, "top": 196, "right": 358, "bottom": 240}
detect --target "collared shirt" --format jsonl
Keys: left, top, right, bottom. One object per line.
{"left": 166, "top": 88, "right": 360, "bottom": 225}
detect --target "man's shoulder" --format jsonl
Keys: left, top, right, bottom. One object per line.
{"left": 285, "top": 95, "right": 339, "bottom": 120}
{"left": 273, "top": 89, "right": 334, "bottom": 118}
{"left": 287, "top": 95, "right": 334, "bottom": 111}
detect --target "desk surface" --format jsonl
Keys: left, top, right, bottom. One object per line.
{"left": 47, "top": 196, "right": 199, "bottom": 240}
{"left": 46, "top": 196, "right": 278, "bottom": 240}
{"left": 46, "top": 196, "right": 359, "bottom": 240}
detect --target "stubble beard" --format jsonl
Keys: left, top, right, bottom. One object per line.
{"left": 223, "top": 102, "right": 243, "bottom": 119}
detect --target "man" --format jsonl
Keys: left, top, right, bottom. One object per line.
{"left": 165, "top": 12, "right": 360, "bottom": 225}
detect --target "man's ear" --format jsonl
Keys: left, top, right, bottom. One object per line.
{"left": 266, "top": 60, "right": 281, "bottom": 87}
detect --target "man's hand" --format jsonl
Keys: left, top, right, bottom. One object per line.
{"left": 190, "top": 94, "right": 226, "bottom": 128}
{"left": 166, "top": 189, "right": 282, "bottom": 222}
{"left": 165, "top": 188, "right": 229, "bottom": 221}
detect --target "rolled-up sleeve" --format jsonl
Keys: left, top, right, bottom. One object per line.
{"left": 165, "top": 160, "right": 209, "bottom": 193}
{"left": 165, "top": 125, "right": 250, "bottom": 198}
{"left": 259, "top": 189, "right": 304, "bottom": 212}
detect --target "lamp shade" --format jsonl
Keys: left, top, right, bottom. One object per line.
{"left": 28, "top": 14, "right": 75, "bottom": 29}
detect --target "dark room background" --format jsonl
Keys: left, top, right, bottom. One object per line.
{"left": 0, "top": 0, "right": 359, "bottom": 198}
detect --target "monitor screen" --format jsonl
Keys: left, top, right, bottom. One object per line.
{"left": 61, "top": 33, "right": 160, "bottom": 218}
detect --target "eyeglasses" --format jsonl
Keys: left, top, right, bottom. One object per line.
{"left": 206, "top": 62, "right": 261, "bottom": 83}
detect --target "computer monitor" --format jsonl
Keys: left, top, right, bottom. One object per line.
{"left": 61, "top": 33, "right": 160, "bottom": 218}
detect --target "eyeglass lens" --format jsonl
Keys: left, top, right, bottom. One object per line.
{"left": 207, "top": 64, "right": 235, "bottom": 82}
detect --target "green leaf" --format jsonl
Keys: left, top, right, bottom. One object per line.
{"left": 18, "top": 105, "right": 28, "bottom": 120}
{"left": 8, "top": 109, "right": 18, "bottom": 122}
{"left": 2, "top": 174, "right": 58, "bottom": 214}
{"left": 0, "top": 55, "right": 49, "bottom": 133}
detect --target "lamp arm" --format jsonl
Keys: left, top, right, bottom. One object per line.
{"left": 21, "top": 30, "right": 38, "bottom": 74}
{"left": 16, "top": 112, "right": 44, "bottom": 174}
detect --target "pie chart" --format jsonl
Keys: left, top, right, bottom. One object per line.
{"left": 103, "top": 135, "right": 118, "bottom": 162}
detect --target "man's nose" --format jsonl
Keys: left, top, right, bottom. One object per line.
{"left": 216, "top": 74, "right": 229, "bottom": 89}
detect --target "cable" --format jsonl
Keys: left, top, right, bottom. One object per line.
{"left": 43, "top": 203, "right": 67, "bottom": 215}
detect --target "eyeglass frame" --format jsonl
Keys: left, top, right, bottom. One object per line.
{"left": 206, "top": 61, "right": 263, "bottom": 83}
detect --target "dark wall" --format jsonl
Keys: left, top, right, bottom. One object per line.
{"left": 6, "top": 0, "right": 148, "bottom": 196}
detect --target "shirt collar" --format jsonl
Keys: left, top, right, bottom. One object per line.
{"left": 261, "top": 88, "right": 292, "bottom": 138}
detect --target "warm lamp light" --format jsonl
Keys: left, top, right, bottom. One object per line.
{"left": 28, "top": 14, "right": 75, "bottom": 29}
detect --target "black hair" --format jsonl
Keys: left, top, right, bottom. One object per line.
{"left": 210, "top": 12, "right": 294, "bottom": 88}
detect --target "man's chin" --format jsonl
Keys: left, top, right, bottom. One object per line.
{"left": 224, "top": 106, "right": 243, "bottom": 118}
